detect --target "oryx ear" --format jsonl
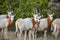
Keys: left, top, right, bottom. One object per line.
{"left": 32, "top": 13, "right": 34, "bottom": 16}
{"left": 6, "top": 6, "right": 9, "bottom": 11}
{"left": 52, "top": 13, "right": 55, "bottom": 15}
{"left": 7, "top": 10, "right": 9, "bottom": 14}
{"left": 14, "top": 14, "right": 16, "bottom": 16}
{"left": 38, "top": 13, "right": 40, "bottom": 16}
{"left": 32, "top": 13, "right": 34, "bottom": 15}
{"left": 47, "top": 13, "right": 49, "bottom": 15}
{"left": 42, "top": 15, "right": 43, "bottom": 16}
{"left": 40, "top": 15, "right": 43, "bottom": 18}
{"left": 41, "top": 15, "right": 43, "bottom": 17}
{"left": 7, "top": 10, "right": 8, "bottom": 12}
{"left": 11, "top": 10, "right": 13, "bottom": 12}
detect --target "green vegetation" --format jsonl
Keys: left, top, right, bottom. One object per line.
{"left": 0, "top": 0, "right": 51, "bottom": 20}
{"left": 0, "top": 0, "right": 60, "bottom": 19}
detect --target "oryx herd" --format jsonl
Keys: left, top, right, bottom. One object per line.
{"left": 0, "top": 8, "right": 60, "bottom": 40}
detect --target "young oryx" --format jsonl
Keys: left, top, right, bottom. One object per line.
{"left": 15, "top": 13, "right": 42, "bottom": 40}
{"left": 51, "top": 18, "right": 60, "bottom": 38}
{"left": 37, "top": 13, "right": 54, "bottom": 39}
{"left": 0, "top": 10, "right": 15, "bottom": 38}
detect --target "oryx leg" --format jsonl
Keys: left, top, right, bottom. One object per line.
{"left": 1, "top": 28, "right": 4, "bottom": 38}
{"left": 1, "top": 28, "right": 4, "bottom": 34}
{"left": 51, "top": 24, "right": 54, "bottom": 31}
{"left": 29, "top": 30, "right": 32, "bottom": 40}
{"left": 44, "top": 30, "right": 47, "bottom": 40}
{"left": 35, "top": 31, "right": 37, "bottom": 40}
{"left": 17, "top": 29, "right": 22, "bottom": 40}
{"left": 55, "top": 29, "right": 59, "bottom": 39}
{"left": 31, "top": 30, "right": 34, "bottom": 40}
{"left": 4, "top": 27, "right": 8, "bottom": 39}
{"left": 44, "top": 30, "right": 47, "bottom": 38}
{"left": 24, "top": 31, "right": 27, "bottom": 40}
{"left": 19, "top": 30, "right": 22, "bottom": 40}
{"left": 52, "top": 24, "right": 57, "bottom": 35}
{"left": 15, "top": 25, "right": 19, "bottom": 37}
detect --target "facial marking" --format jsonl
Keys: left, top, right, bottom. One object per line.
{"left": 11, "top": 15, "right": 15, "bottom": 21}
{"left": 8, "top": 12, "right": 12, "bottom": 15}
{"left": 48, "top": 14, "right": 53, "bottom": 21}
{"left": 33, "top": 14, "right": 41, "bottom": 23}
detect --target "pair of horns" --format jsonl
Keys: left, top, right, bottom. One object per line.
{"left": 47, "top": 12, "right": 55, "bottom": 15}
{"left": 33, "top": 7, "right": 40, "bottom": 16}
{"left": 6, "top": 5, "right": 12, "bottom": 11}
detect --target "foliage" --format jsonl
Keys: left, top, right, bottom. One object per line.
{"left": 52, "top": 8, "right": 60, "bottom": 18}
{"left": 0, "top": 0, "right": 18, "bottom": 14}
{"left": 0, "top": 0, "right": 51, "bottom": 20}
{"left": 14, "top": 0, "right": 50, "bottom": 20}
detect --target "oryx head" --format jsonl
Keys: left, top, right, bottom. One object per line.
{"left": 32, "top": 12, "right": 41, "bottom": 23}
{"left": 7, "top": 9, "right": 15, "bottom": 21}
{"left": 47, "top": 13, "right": 54, "bottom": 21}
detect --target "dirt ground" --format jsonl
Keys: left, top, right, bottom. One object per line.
{"left": 0, "top": 31, "right": 60, "bottom": 40}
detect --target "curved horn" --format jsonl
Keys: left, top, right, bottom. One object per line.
{"left": 47, "top": 12, "right": 49, "bottom": 15}
{"left": 53, "top": 13, "right": 55, "bottom": 15}
{"left": 10, "top": 5, "right": 11, "bottom": 10}
{"left": 35, "top": 8, "right": 38, "bottom": 14}
{"left": 32, "top": 13, "right": 33, "bottom": 15}
{"left": 34, "top": 7, "right": 38, "bottom": 14}
{"left": 38, "top": 13, "right": 40, "bottom": 16}
{"left": 6, "top": 5, "right": 9, "bottom": 11}
{"left": 40, "top": 15, "right": 43, "bottom": 17}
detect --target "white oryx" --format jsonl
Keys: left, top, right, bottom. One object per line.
{"left": 51, "top": 18, "right": 60, "bottom": 38}
{"left": 15, "top": 13, "right": 42, "bottom": 40}
{"left": 0, "top": 10, "right": 15, "bottom": 38}
{"left": 0, "top": 15, "right": 7, "bottom": 19}
{"left": 0, "top": 10, "right": 15, "bottom": 28}
{"left": 37, "top": 13, "right": 54, "bottom": 39}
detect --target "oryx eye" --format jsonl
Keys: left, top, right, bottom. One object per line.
{"left": 38, "top": 17, "right": 40, "bottom": 20}
{"left": 36, "top": 17, "right": 38, "bottom": 19}
{"left": 39, "top": 18, "right": 40, "bottom": 20}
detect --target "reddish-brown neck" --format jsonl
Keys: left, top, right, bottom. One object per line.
{"left": 32, "top": 17, "right": 36, "bottom": 27}
{"left": 6, "top": 15, "right": 13, "bottom": 28}
{"left": 47, "top": 16, "right": 52, "bottom": 26}
{"left": 31, "top": 17, "right": 40, "bottom": 29}
{"left": 45, "top": 16, "right": 52, "bottom": 30}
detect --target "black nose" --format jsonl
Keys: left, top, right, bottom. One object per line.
{"left": 39, "top": 18, "right": 40, "bottom": 20}
{"left": 11, "top": 13, "right": 14, "bottom": 15}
